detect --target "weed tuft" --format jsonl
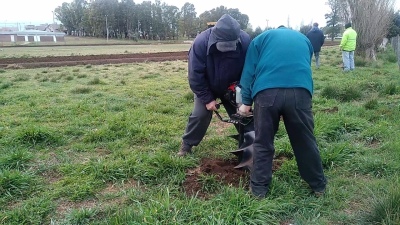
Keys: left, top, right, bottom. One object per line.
{"left": 355, "top": 57, "right": 368, "bottom": 67}
{"left": 363, "top": 186, "right": 400, "bottom": 224}
{"left": 12, "top": 73, "right": 30, "bottom": 82}
{"left": 321, "top": 85, "right": 362, "bottom": 102}
{"left": 0, "top": 149, "right": 33, "bottom": 170}
{"left": 0, "top": 81, "right": 12, "bottom": 90}
{"left": 364, "top": 99, "right": 379, "bottom": 110}
{"left": 0, "top": 170, "right": 38, "bottom": 198}
{"left": 88, "top": 77, "right": 103, "bottom": 85}
{"left": 16, "top": 126, "right": 60, "bottom": 146}
{"left": 198, "top": 173, "right": 221, "bottom": 193}
{"left": 183, "top": 91, "right": 194, "bottom": 102}
{"left": 71, "top": 86, "right": 92, "bottom": 94}
{"left": 380, "top": 83, "right": 397, "bottom": 95}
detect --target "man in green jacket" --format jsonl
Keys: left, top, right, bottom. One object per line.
{"left": 339, "top": 23, "right": 357, "bottom": 71}
{"left": 238, "top": 26, "right": 327, "bottom": 198}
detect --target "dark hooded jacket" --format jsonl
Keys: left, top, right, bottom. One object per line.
{"left": 187, "top": 15, "right": 251, "bottom": 104}
{"left": 306, "top": 26, "right": 325, "bottom": 53}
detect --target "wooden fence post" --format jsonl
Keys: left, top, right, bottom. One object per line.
{"left": 397, "top": 35, "right": 400, "bottom": 70}
{"left": 393, "top": 35, "right": 400, "bottom": 70}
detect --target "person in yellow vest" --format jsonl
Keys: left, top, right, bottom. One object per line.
{"left": 339, "top": 23, "right": 357, "bottom": 71}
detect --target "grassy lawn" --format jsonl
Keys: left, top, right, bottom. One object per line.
{"left": 0, "top": 46, "right": 400, "bottom": 224}
{"left": 0, "top": 43, "right": 191, "bottom": 58}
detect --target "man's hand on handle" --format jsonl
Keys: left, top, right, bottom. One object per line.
{"left": 238, "top": 104, "right": 252, "bottom": 117}
{"left": 206, "top": 100, "right": 219, "bottom": 111}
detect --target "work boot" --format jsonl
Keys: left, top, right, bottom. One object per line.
{"left": 177, "top": 141, "right": 192, "bottom": 157}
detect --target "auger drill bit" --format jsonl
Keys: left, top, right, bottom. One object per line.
{"left": 230, "top": 130, "right": 254, "bottom": 171}
{"left": 214, "top": 104, "right": 254, "bottom": 171}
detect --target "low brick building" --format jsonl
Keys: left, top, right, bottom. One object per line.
{"left": 0, "top": 30, "right": 65, "bottom": 43}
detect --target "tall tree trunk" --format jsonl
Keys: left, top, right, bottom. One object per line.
{"left": 365, "top": 46, "right": 377, "bottom": 61}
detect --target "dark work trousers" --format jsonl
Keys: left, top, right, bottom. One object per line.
{"left": 251, "top": 88, "right": 327, "bottom": 197}
{"left": 182, "top": 94, "right": 254, "bottom": 147}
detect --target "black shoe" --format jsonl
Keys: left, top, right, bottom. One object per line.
{"left": 177, "top": 142, "right": 192, "bottom": 156}
{"left": 313, "top": 188, "right": 325, "bottom": 197}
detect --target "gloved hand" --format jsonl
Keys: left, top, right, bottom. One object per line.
{"left": 238, "top": 104, "right": 252, "bottom": 117}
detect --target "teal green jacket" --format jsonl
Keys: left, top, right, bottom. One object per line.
{"left": 239, "top": 27, "right": 314, "bottom": 106}
{"left": 339, "top": 27, "right": 357, "bottom": 51}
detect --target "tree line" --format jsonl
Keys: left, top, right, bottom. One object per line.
{"left": 56, "top": 0, "right": 400, "bottom": 61}
{"left": 54, "top": 0, "right": 252, "bottom": 40}
{"left": 321, "top": 0, "right": 400, "bottom": 61}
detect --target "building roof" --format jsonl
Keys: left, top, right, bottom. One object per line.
{"left": 0, "top": 30, "right": 65, "bottom": 36}
{"left": 0, "top": 27, "right": 19, "bottom": 32}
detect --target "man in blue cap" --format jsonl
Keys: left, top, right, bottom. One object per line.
{"left": 178, "top": 14, "right": 254, "bottom": 156}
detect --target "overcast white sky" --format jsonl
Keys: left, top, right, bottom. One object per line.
{"left": 1, "top": 0, "right": 399, "bottom": 29}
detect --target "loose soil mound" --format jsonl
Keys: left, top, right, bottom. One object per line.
{"left": 183, "top": 156, "right": 288, "bottom": 199}
{"left": 183, "top": 158, "right": 249, "bottom": 199}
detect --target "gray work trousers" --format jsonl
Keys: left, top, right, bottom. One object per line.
{"left": 182, "top": 95, "right": 254, "bottom": 147}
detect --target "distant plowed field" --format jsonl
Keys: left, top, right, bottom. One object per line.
{"left": 0, "top": 41, "right": 338, "bottom": 69}
{"left": 0, "top": 51, "right": 188, "bottom": 69}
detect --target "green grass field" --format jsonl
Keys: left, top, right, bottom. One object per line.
{"left": 0, "top": 46, "right": 399, "bottom": 224}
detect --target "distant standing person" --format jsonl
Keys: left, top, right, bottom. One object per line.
{"left": 339, "top": 23, "right": 357, "bottom": 71}
{"left": 306, "top": 22, "right": 325, "bottom": 69}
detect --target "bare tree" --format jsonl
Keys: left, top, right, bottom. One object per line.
{"left": 343, "top": 0, "right": 395, "bottom": 60}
